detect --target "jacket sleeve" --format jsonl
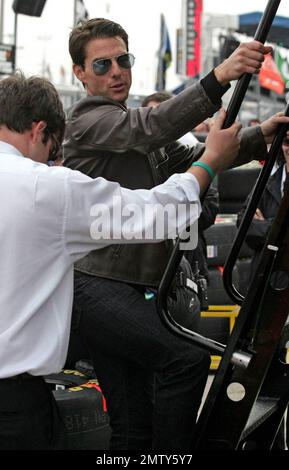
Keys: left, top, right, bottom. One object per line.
{"left": 65, "top": 82, "right": 220, "bottom": 156}
{"left": 166, "top": 140, "right": 205, "bottom": 174}
{"left": 166, "top": 125, "right": 267, "bottom": 176}
{"left": 232, "top": 126, "right": 268, "bottom": 167}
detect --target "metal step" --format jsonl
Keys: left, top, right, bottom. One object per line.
{"left": 242, "top": 397, "right": 279, "bottom": 440}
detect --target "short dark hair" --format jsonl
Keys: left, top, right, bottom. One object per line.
{"left": 142, "top": 91, "right": 173, "bottom": 107}
{"left": 69, "top": 18, "right": 129, "bottom": 66}
{"left": 0, "top": 73, "right": 66, "bottom": 145}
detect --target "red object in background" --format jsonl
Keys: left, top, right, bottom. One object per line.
{"left": 259, "top": 53, "right": 285, "bottom": 94}
{"left": 186, "top": 0, "right": 203, "bottom": 78}
{"left": 82, "top": 381, "right": 108, "bottom": 412}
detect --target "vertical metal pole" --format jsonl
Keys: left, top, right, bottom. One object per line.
{"left": 71, "top": 0, "right": 77, "bottom": 85}
{"left": 0, "top": 0, "right": 4, "bottom": 43}
{"left": 257, "top": 79, "right": 261, "bottom": 121}
{"left": 223, "top": 0, "right": 281, "bottom": 128}
{"left": 13, "top": 12, "right": 18, "bottom": 72}
{"left": 73, "top": 0, "right": 77, "bottom": 26}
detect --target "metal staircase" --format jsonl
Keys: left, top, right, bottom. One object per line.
{"left": 156, "top": 0, "right": 289, "bottom": 450}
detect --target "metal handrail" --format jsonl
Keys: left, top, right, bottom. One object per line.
{"left": 223, "top": 105, "right": 289, "bottom": 304}
{"left": 222, "top": 0, "right": 281, "bottom": 129}
{"left": 156, "top": 0, "right": 282, "bottom": 355}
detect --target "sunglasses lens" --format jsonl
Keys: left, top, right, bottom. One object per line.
{"left": 92, "top": 54, "right": 135, "bottom": 75}
{"left": 92, "top": 59, "right": 111, "bottom": 75}
{"left": 117, "top": 53, "right": 135, "bottom": 69}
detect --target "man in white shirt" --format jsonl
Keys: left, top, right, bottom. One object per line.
{"left": 0, "top": 73, "right": 288, "bottom": 450}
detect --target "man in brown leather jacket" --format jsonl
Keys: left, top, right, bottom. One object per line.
{"left": 64, "top": 18, "right": 285, "bottom": 450}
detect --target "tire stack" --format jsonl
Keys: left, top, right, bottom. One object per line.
{"left": 200, "top": 219, "right": 254, "bottom": 344}
{"left": 44, "top": 367, "right": 111, "bottom": 450}
{"left": 197, "top": 167, "right": 260, "bottom": 344}
{"left": 198, "top": 220, "right": 239, "bottom": 344}
{"left": 216, "top": 166, "right": 258, "bottom": 299}
{"left": 217, "top": 167, "right": 261, "bottom": 214}
{"left": 236, "top": 241, "right": 254, "bottom": 297}
{"left": 205, "top": 221, "right": 239, "bottom": 304}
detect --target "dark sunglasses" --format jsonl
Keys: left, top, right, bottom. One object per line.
{"left": 283, "top": 138, "right": 289, "bottom": 147}
{"left": 92, "top": 52, "right": 135, "bottom": 76}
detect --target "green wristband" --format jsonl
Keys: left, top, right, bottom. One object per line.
{"left": 191, "top": 161, "right": 216, "bottom": 181}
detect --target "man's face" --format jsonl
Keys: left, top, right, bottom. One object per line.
{"left": 74, "top": 36, "right": 132, "bottom": 104}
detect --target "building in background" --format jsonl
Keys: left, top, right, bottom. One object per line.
{"left": 175, "top": 5, "right": 289, "bottom": 123}
{"left": 175, "top": 0, "right": 203, "bottom": 83}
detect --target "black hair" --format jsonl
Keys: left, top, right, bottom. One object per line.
{"left": 69, "top": 18, "right": 129, "bottom": 66}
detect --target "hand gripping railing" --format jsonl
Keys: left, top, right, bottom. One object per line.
{"left": 156, "top": 0, "right": 282, "bottom": 356}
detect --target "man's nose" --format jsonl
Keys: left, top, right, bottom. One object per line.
{"left": 109, "top": 58, "right": 122, "bottom": 76}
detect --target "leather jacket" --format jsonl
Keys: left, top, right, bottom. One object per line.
{"left": 63, "top": 81, "right": 267, "bottom": 286}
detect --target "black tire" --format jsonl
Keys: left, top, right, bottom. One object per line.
{"left": 54, "top": 380, "right": 111, "bottom": 450}
{"left": 236, "top": 258, "right": 253, "bottom": 296}
{"left": 218, "top": 167, "right": 261, "bottom": 214}
{"left": 44, "top": 369, "right": 90, "bottom": 391}
{"left": 198, "top": 316, "right": 230, "bottom": 344}
{"left": 207, "top": 266, "right": 239, "bottom": 305}
{"left": 239, "top": 240, "right": 254, "bottom": 259}
{"left": 75, "top": 359, "right": 96, "bottom": 379}
{"left": 205, "top": 223, "right": 237, "bottom": 267}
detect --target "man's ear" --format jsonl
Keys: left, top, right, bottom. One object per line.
{"left": 73, "top": 64, "right": 86, "bottom": 84}
{"left": 31, "top": 121, "right": 47, "bottom": 143}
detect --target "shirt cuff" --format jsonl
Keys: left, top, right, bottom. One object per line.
{"left": 169, "top": 172, "right": 201, "bottom": 197}
{"left": 200, "top": 70, "right": 231, "bottom": 105}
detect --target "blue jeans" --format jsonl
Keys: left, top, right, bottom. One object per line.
{"left": 71, "top": 271, "right": 210, "bottom": 450}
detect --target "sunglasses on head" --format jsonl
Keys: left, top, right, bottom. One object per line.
{"left": 92, "top": 52, "right": 135, "bottom": 76}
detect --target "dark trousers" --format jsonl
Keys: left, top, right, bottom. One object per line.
{"left": 0, "top": 375, "right": 60, "bottom": 450}
{"left": 71, "top": 271, "right": 210, "bottom": 450}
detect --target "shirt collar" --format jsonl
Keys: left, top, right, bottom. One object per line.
{"left": 0, "top": 140, "right": 25, "bottom": 158}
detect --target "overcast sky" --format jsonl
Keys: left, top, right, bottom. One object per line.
{"left": 2, "top": 0, "right": 289, "bottom": 93}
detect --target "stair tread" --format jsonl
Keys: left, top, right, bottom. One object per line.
{"left": 242, "top": 397, "right": 279, "bottom": 438}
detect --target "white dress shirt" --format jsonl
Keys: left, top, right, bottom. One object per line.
{"left": 178, "top": 132, "right": 199, "bottom": 146}
{"left": 0, "top": 141, "right": 201, "bottom": 378}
